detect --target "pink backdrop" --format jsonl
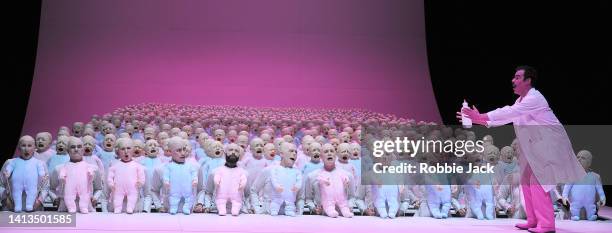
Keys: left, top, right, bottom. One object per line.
{"left": 22, "top": 0, "right": 440, "bottom": 136}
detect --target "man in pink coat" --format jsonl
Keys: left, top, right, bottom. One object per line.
{"left": 460, "top": 65, "right": 585, "bottom": 233}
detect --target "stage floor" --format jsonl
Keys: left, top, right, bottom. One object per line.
{"left": 1, "top": 211, "right": 611, "bottom": 233}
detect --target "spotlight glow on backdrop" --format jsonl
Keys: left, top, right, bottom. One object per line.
{"left": 22, "top": 0, "right": 440, "bottom": 135}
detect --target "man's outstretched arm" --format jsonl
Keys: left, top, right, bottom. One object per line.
{"left": 456, "top": 105, "right": 490, "bottom": 126}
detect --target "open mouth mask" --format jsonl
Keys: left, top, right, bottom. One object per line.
{"left": 337, "top": 143, "right": 351, "bottom": 163}
{"left": 309, "top": 142, "right": 322, "bottom": 162}
{"left": 483, "top": 145, "right": 500, "bottom": 165}
{"left": 249, "top": 137, "right": 265, "bottom": 158}
{"left": 261, "top": 142, "right": 276, "bottom": 160}
{"left": 103, "top": 134, "right": 117, "bottom": 151}
{"left": 321, "top": 143, "right": 336, "bottom": 166}
{"left": 500, "top": 146, "right": 515, "bottom": 163}
{"left": 82, "top": 135, "right": 97, "bottom": 156}
{"left": 133, "top": 139, "right": 145, "bottom": 157}
{"left": 55, "top": 136, "right": 70, "bottom": 154}
{"left": 210, "top": 140, "right": 225, "bottom": 158}
{"left": 72, "top": 122, "right": 84, "bottom": 138}
{"left": 18, "top": 135, "right": 36, "bottom": 160}
{"left": 280, "top": 142, "right": 297, "bottom": 168}
{"left": 214, "top": 129, "right": 225, "bottom": 142}
{"left": 349, "top": 142, "right": 361, "bottom": 160}
{"left": 145, "top": 139, "right": 160, "bottom": 158}
{"left": 35, "top": 132, "right": 52, "bottom": 152}
{"left": 116, "top": 137, "right": 135, "bottom": 162}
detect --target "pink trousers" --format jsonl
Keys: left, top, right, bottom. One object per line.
{"left": 521, "top": 163, "right": 555, "bottom": 229}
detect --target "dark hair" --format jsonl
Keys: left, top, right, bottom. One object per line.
{"left": 515, "top": 65, "right": 537, "bottom": 87}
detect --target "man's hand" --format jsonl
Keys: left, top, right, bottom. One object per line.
{"left": 456, "top": 105, "right": 488, "bottom": 125}
{"left": 291, "top": 186, "right": 298, "bottom": 193}
{"left": 462, "top": 105, "right": 481, "bottom": 119}
{"left": 275, "top": 186, "right": 284, "bottom": 193}
{"left": 163, "top": 182, "right": 170, "bottom": 191}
